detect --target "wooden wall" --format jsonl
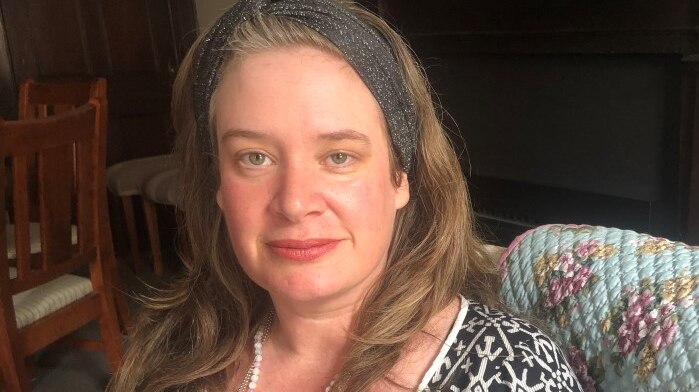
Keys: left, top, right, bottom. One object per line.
{"left": 369, "top": 0, "right": 699, "bottom": 244}
{"left": 0, "top": 0, "right": 198, "bottom": 164}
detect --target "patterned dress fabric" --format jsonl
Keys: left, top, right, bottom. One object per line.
{"left": 424, "top": 300, "right": 583, "bottom": 391}
{"left": 500, "top": 224, "right": 699, "bottom": 391}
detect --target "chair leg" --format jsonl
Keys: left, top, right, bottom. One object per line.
{"left": 120, "top": 196, "right": 141, "bottom": 273}
{"left": 93, "top": 267, "right": 125, "bottom": 373}
{"left": 111, "top": 261, "right": 133, "bottom": 334}
{"left": 0, "top": 314, "right": 31, "bottom": 392}
{"left": 142, "top": 198, "right": 163, "bottom": 276}
{"left": 97, "top": 303, "right": 125, "bottom": 374}
{"left": 0, "top": 356, "right": 30, "bottom": 392}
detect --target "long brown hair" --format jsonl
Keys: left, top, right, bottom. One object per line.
{"left": 109, "top": 1, "right": 501, "bottom": 391}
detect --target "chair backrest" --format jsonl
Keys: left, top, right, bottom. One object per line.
{"left": 18, "top": 78, "right": 107, "bottom": 120}
{"left": 0, "top": 100, "right": 105, "bottom": 295}
{"left": 16, "top": 79, "right": 108, "bottom": 220}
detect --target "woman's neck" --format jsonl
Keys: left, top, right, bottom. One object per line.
{"left": 267, "top": 295, "right": 357, "bottom": 358}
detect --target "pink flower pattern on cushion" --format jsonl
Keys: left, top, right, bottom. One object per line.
{"left": 546, "top": 267, "right": 594, "bottom": 307}
{"left": 535, "top": 243, "right": 600, "bottom": 312}
{"left": 501, "top": 225, "right": 699, "bottom": 390}
{"left": 567, "top": 346, "right": 597, "bottom": 392}
{"left": 616, "top": 289, "right": 655, "bottom": 355}
{"left": 574, "top": 240, "right": 600, "bottom": 259}
{"left": 602, "top": 274, "right": 697, "bottom": 380}
{"left": 649, "top": 317, "right": 678, "bottom": 351}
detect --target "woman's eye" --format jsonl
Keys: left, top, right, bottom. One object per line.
{"left": 327, "top": 152, "right": 351, "bottom": 166}
{"left": 242, "top": 152, "right": 270, "bottom": 166}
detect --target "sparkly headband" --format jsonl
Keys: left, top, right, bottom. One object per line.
{"left": 193, "top": 0, "right": 417, "bottom": 172}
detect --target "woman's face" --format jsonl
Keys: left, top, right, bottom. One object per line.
{"left": 214, "top": 46, "right": 409, "bottom": 306}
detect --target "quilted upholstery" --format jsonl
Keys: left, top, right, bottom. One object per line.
{"left": 500, "top": 224, "right": 699, "bottom": 391}
{"left": 9, "top": 267, "right": 93, "bottom": 329}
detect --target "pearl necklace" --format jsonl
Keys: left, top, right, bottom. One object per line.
{"left": 238, "top": 314, "right": 336, "bottom": 392}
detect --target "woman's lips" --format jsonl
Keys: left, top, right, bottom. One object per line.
{"left": 266, "top": 239, "right": 340, "bottom": 262}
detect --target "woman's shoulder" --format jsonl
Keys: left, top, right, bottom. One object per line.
{"left": 425, "top": 299, "right": 584, "bottom": 391}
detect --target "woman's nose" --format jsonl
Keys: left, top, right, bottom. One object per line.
{"left": 269, "top": 164, "right": 326, "bottom": 223}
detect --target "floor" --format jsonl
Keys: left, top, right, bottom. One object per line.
{"left": 28, "top": 256, "right": 171, "bottom": 392}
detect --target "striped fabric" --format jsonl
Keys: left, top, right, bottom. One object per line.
{"left": 9, "top": 267, "right": 93, "bottom": 329}
{"left": 6, "top": 222, "right": 90, "bottom": 328}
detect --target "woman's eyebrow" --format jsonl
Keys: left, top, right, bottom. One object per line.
{"left": 220, "top": 128, "right": 269, "bottom": 142}
{"left": 318, "top": 129, "right": 371, "bottom": 145}
{"left": 220, "top": 128, "right": 371, "bottom": 145}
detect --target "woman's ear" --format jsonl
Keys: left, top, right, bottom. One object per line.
{"left": 395, "top": 171, "right": 410, "bottom": 210}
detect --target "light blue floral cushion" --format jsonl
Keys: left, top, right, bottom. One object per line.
{"left": 500, "top": 224, "right": 699, "bottom": 391}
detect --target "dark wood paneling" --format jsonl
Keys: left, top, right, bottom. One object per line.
{"left": 101, "top": 0, "right": 197, "bottom": 163}
{"left": 381, "top": 0, "right": 699, "bottom": 56}
{"left": 379, "top": 1, "right": 699, "bottom": 244}
{"left": 381, "top": 0, "right": 697, "bottom": 35}
{"left": 1, "top": 1, "right": 40, "bottom": 84}
{"left": 685, "top": 56, "right": 699, "bottom": 244}
{"left": 408, "top": 32, "right": 695, "bottom": 57}
{"left": 0, "top": 4, "right": 16, "bottom": 119}
{"left": 168, "top": 0, "right": 199, "bottom": 65}
{"left": 103, "top": 0, "right": 158, "bottom": 74}
{"left": 76, "top": 0, "right": 113, "bottom": 75}
{"left": 3, "top": 1, "right": 88, "bottom": 79}
{"left": 29, "top": 1, "right": 88, "bottom": 75}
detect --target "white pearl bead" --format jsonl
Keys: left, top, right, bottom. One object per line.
{"left": 240, "top": 314, "right": 336, "bottom": 391}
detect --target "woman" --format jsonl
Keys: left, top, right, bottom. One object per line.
{"left": 111, "top": 1, "right": 583, "bottom": 391}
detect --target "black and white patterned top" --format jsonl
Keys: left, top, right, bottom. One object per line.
{"left": 418, "top": 297, "right": 584, "bottom": 391}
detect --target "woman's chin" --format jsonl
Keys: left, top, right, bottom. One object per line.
{"left": 267, "top": 282, "right": 342, "bottom": 304}
{"left": 264, "top": 278, "right": 366, "bottom": 309}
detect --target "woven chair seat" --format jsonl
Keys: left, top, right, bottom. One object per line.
{"left": 9, "top": 267, "right": 92, "bottom": 329}
{"left": 6, "top": 223, "right": 86, "bottom": 328}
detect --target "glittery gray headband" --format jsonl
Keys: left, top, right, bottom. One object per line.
{"left": 193, "top": 0, "right": 417, "bottom": 172}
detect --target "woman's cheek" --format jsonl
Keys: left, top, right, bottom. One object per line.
{"left": 325, "top": 178, "right": 393, "bottom": 231}
{"left": 218, "top": 179, "right": 266, "bottom": 228}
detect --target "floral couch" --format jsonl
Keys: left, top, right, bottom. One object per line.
{"left": 499, "top": 224, "right": 698, "bottom": 391}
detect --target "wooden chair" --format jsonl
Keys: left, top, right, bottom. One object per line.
{"left": 142, "top": 167, "right": 180, "bottom": 275}
{"left": 17, "top": 78, "right": 131, "bottom": 332}
{"left": 106, "top": 154, "right": 175, "bottom": 275}
{"left": 0, "top": 101, "right": 123, "bottom": 391}
{"left": 14, "top": 79, "right": 108, "bottom": 220}
{"left": 19, "top": 78, "right": 108, "bottom": 120}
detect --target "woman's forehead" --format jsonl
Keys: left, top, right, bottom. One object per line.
{"left": 213, "top": 46, "right": 387, "bottom": 141}
{"left": 220, "top": 45, "right": 359, "bottom": 93}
